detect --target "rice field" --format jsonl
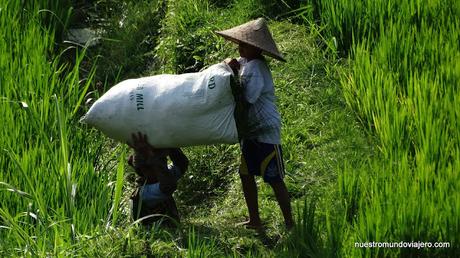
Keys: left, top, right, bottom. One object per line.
{"left": 310, "top": 1, "right": 460, "bottom": 257}
{"left": 1, "top": 0, "right": 458, "bottom": 257}
{"left": 0, "top": 1, "right": 118, "bottom": 256}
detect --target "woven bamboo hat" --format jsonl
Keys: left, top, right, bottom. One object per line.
{"left": 215, "top": 18, "right": 286, "bottom": 62}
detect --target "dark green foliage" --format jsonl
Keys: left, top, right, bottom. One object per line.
{"left": 61, "top": 0, "right": 167, "bottom": 85}
{"left": 176, "top": 145, "right": 238, "bottom": 207}
{"left": 155, "top": 0, "right": 300, "bottom": 74}
{"left": 91, "top": 0, "right": 164, "bottom": 83}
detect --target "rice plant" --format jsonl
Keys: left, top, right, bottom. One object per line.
{"left": 0, "top": 1, "right": 118, "bottom": 256}
{"left": 300, "top": 0, "right": 460, "bottom": 256}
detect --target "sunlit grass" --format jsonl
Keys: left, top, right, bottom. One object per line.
{"left": 0, "top": 1, "right": 117, "bottom": 256}
{"left": 306, "top": 0, "right": 460, "bottom": 257}
{"left": 2, "top": 0, "right": 456, "bottom": 257}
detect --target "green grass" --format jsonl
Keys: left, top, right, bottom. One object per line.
{"left": 148, "top": 1, "right": 370, "bottom": 256}
{"left": 88, "top": 0, "right": 165, "bottom": 83}
{"left": 301, "top": 0, "right": 459, "bottom": 257}
{"left": 1, "top": 0, "right": 457, "bottom": 257}
{"left": 0, "top": 1, "right": 117, "bottom": 256}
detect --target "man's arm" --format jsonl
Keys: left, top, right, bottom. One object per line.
{"left": 225, "top": 58, "right": 240, "bottom": 75}
{"left": 155, "top": 148, "right": 188, "bottom": 195}
{"left": 168, "top": 148, "right": 189, "bottom": 175}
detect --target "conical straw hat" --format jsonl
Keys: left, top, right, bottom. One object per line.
{"left": 215, "top": 18, "right": 286, "bottom": 62}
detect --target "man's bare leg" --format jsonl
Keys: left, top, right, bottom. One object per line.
{"left": 239, "top": 174, "right": 262, "bottom": 229}
{"left": 269, "top": 181, "right": 294, "bottom": 229}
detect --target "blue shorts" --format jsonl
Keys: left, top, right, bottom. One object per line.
{"left": 239, "top": 139, "right": 285, "bottom": 183}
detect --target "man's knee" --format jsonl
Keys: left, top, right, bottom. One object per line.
{"left": 239, "top": 172, "right": 254, "bottom": 180}
{"left": 159, "top": 181, "right": 177, "bottom": 195}
{"left": 268, "top": 180, "right": 286, "bottom": 189}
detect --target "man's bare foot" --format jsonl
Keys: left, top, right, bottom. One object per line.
{"left": 236, "top": 220, "right": 263, "bottom": 231}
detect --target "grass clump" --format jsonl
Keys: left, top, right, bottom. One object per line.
{"left": 0, "top": 0, "right": 119, "bottom": 256}
{"left": 91, "top": 0, "right": 166, "bottom": 82}
{"left": 61, "top": 0, "right": 166, "bottom": 85}
{"left": 296, "top": 0, "right": 460, "bottom": 257}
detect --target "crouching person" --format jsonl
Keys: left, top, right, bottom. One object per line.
{"left": 128, "top": 132, "right": 188, "bottom": 226}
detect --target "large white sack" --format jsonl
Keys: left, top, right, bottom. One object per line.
{"left": 81, "top": 63, "right": 238, "bottom": 147}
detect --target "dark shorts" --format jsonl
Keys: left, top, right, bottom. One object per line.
{"left": 239, "top": 139, "right": 285, "bottom": 183}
